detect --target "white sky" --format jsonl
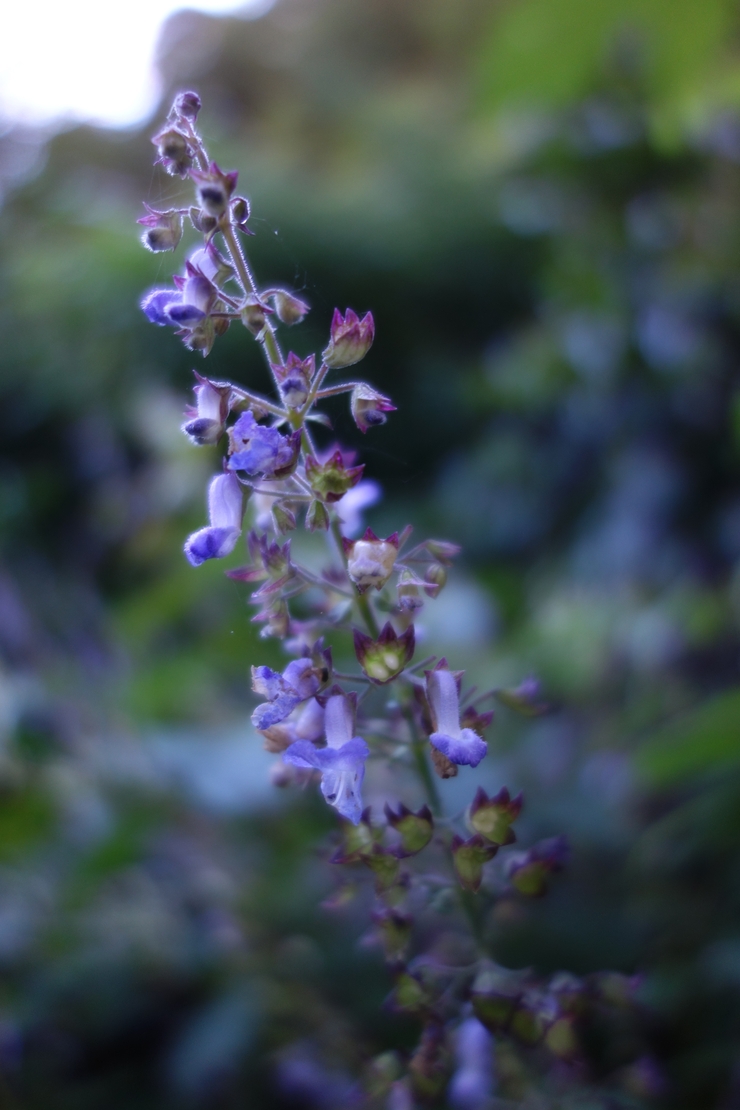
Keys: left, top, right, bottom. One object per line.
{"left": 0, "top": 0, "right": 274, "bottom": 128}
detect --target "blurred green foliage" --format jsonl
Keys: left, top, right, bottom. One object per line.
{"left": 2, "top": 0, "right": 740, "bottom": 1105}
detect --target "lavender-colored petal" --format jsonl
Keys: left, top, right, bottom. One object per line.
{"left": 283, "top": 658, "right": 320, "bottom": 700}
{"left": 208, "top": 472, "right": 242, "bottom": 530}
{"left": 283, "top": 736, "right": 369, "bottom": 824}
{"left": 228, "top": 438, "right": 280, "bottom": 475}
{"left": 251, "top": 665, "right": 284, "bottom": 700}
{"left": 141, "top": 288, "right": 176, "bottom": 325}
{"left": 430, "top": 728, "right": 487, "bottom": 768}
{"left": 184, "top": 525, "right": 240, "bottom": 567}
{"left": 166, "top": 302, "right": 206, "bottom": 326}
{"left": 252, "top": 692, "right": 302, "bottom": 730}
{"left": 282, "top": 739, "right": 324, "bottom": 770}
{"left": 318, "top": 738, "right": 368, "bottom": 824}
{"left": 231, "top": 410, "right": 258, "bottom": 444}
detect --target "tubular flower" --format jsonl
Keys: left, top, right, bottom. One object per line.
{"left": 251, "top": 658, "right": 322, "bottom": 731}
{"left": 184, "top": 472, "right": 243, "bottom": 567}
{"left": 283, "top": 693, "right": 369, "bottom": 824}
{"left": 227, "top": 411, "right": 301, "bottom": 479}
{"left": 425, "top": 664, "right": 487, "bottom": 767}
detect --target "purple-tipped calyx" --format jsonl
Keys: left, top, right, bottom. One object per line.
{"left": 184, "top": 472, "right": 243, "bottom": 567}
{"left": 227, "top": 411, "right": 301, "bottom": 479}
{"left": 343, "top": 528, "right": 399, "bottom": 593}
{"left": 182, "top": 372, "right": 232, "bottom": 445}
{"left": 138, "top": 205, "right": 184, "bottom": 253}
{"left": 305, "top": 451, "right": 365, "bottom": 503}
{"left": 322, "top": 308, "right": 375, "bottom": 369}
{"left": 469, "top": 786, "right": 521, "bottom": 845}
{"left": 350, "top": 383, "right": 395, "bottom": 433}
{"left": 283, "top": 693, "right": 369, "bottom": 824}
{"left": 505, "top": 835, "right": 569, "bottom": 897}
{"left": 273, "top": 353, "right": 314, "bottom": 410}
{"left": 353, "top": 622, "right": 415, "bottom": 684}
{"left": 190, "top": 162, "right": 238, "bottom": 219}
{"left": 425, "top": 664, "right": 487, "bottom": 768}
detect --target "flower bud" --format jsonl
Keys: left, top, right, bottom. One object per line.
{"left": 181, "top": 372, "right": 232, "bottom": 445}
{"left": 306, "top": 451, "right": 365, "bottom": 503}
{"left": 451, "top": 834, "right": 498, "bottom": 892}
{"left": 322, "top": 308, "right": 375, "bottom": 369}
{"left": 384, "top": 802, "right": 433, "bottom": 858}
{"left": 423, "top": 563, "right": 447, "bottom": 597}
{"left": 189, "top": 206, "right": 218, "bottom": 235}
{"left": 152, "top": 126, "right": 193, "bottom": 176}
{"left": 188, "top": 242, "right": 234, "bottom": 286}
{"left": 269, "top": 290, "right": 310, "bottom": 326}
{"left": 271, "top": 502, "right": 296, "bottom": 534}
{"left": 137, "top": 205, "right": 183, "bottom": 252}
{"left": 468, "top": 786, "right": 522, "bottom": 845}
{"left": 425, "top": 539, "right": 461, "bottom": 564}
{"left": 273, "top": 353, "right": 314, "bottom": 409}
{"left": 172, "top": 90, "right": 201, "bottom": 120}
{"left": 231, "top": 195, "right": 252, "bottom": 231}
{"left": 409, "top": 1024, "right": 450, "bottom": 1102}
{"left": 183, "top": 317, "right": 216, "bottom": 357}
{"left": 191, "top": 162, "right": 238, "bottom": 218}
{"left": 353, "top": 622, "right": 414, "bottom": 684}
{"left": 306, "top": 500, "right": 330, "bottom": 532}
{"left": 350, "top": 383, "right": 395, "bottom": 433}
{"left": 397, "top": 569, "right": 424, "bottom": 611}
{"left": 343, "top": 528, "right": 399, "bottom": 592}
{"left": 241, "top": 295, "right": 270, "bottom": 336}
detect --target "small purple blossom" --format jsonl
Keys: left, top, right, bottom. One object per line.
{"left": 227, "top": 411, "right": 300, "bottom": 478}
{"left": 251, "top": 658, "right": 321, "bottom": 730}
{"left": 141, "top": 262, "right": 217, "bottom": 330}
{"left": 184, "top": 472, "right": 243, "bottom": 567}
{"left": 425, "top": 666, "right": 487, "bottom": 767}
{"left": 283, "top": 693, "right": 369, "bottom": 823}
{"left": 350, "top": 383, "right": 396, "bottom": 433}
{"left": 182, "top": 373, "right": 232, "bottom": 445}
{"left": 449, "top": 1018, "right": 495, "bottom": 1110}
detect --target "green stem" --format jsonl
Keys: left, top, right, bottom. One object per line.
{"left": 410, "top": 731, "right": 442, "bottom": 817}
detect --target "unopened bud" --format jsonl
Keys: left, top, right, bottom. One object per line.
{"left": 350, "top": 383, "right": 395, "bottom": 433}
{"left": 397, "top": 569, "right": 424, "bottom": 611}
{"left": 241, "top": 295, "right": 269, "bottom": 336}
{"left": 172, "top": 90, "right": 201, "bottom": 120}
{"left": 191, "top": 162, "right": 238, "bottom": 218}
{"left": 271, "top": 502, "right": 296, "bottom": 534}
{"left": 152, "top": 127, "right": 193, "bottom": 177}
{"left": 189, "top": 206, "right": 218, "bottom": 235}
{"left": 468, "top": 786, "right": 522, "bottom": 845}
{"left": 423, "top": 563, "right": 447, "bottom": 597}
{"left": 451, "top": 834, "right": 498, "bottom": 892}
{"left": 353, "top": 622, "right": 415, "bottom": 684}
{"left": 231, "top": 196, "right": 251, "bottom": 228}
{"left": 269, "top": 289, "right": 310, "bottom": 326}
{"left": 323, "top": 307, "right": 375, "bottom": 369}
{"left": 344, "top": 528, "right": 399, "bottom": 592}
{"left": 138, "top": 206, "right": 183, "bottom": 253}
{"left": 384, "top": 802, "right": 433, "bottom": 857}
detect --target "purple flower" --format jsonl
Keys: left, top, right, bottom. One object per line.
{"left": 227, "top": 411, "right": 300, "bottom": 478}
{"left": 283, "top": 694, "right": 369, "bottom": 823}
{"left": 141, "top": 262, "right": 217, "bottom": 329}
{"left": 184, "top": 472, "right": 243, "bottom": 567}
{"left": 449, "top": 1018, "right": 495, "bottom": 1110}
{"left": 425, "top": 666, "right": 487, "bottom": 767}
{"left": 182, "top": 373, "right": 232, "bottom": 446}
{"left": 251, "top": 659, "right": 321, "bottom": 730}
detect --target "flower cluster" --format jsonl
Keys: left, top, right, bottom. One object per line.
{"left": 141, "top": 92, "right": 628, "bottom": 1106}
